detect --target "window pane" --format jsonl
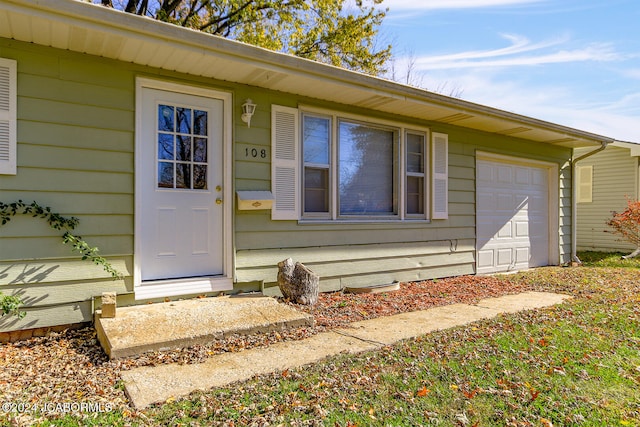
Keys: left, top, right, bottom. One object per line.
{"left": 303, "top": 115, "right": 330, "bottom": 164}
{"left": 193, "top": 165, "right": 207, "bottom": 189}
{"left": 158, "top": 105, "right": 174, "bottom": 132}
{"left": 406, "top": 176, "right": 424, "bottom": 215}
{"left": 158, "top": 133, "right": 174, "bottom": 160}
{"left": 194, "top": 138, "right": 207, "bottom": 162}
{"left": 158, "top": 162, "right": 174, "bottom": 188}
{"left": 176, "top": 135, "right": 192, "bottom": 161}
{"left": 406, "top": 133, "right": 424, "bottom": 173}
{"left": 193, "top": 110, "right": 208, "bottom": 136}
{"left": 176, "top": 107, "right": 192, "bottom": 134}
{"left": 304, "top": 167, "right": 329, "bottom": 213}
{"left": 176, "top": 163, "right": 191, "bottom": 189}
{"left": 339, "top": 121, "right": 395, "bottom": 215}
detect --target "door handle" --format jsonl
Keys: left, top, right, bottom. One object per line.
{"left": 216, "top": 198, "right": 223, "bottom": 205}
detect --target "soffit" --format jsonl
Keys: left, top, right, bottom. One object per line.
{"left": 0, "top": 0, "right": 613, "bottom": 148}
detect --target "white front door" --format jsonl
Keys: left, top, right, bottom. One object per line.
{"left": 135, "top": 82, "right": 232, "bottom": 298}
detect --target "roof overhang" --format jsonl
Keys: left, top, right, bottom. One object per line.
{"left": 612, "top": 140, "right": 640, "bottom": 156}
{"left": 0, "top": 0, "right": 614, "bottom": 148}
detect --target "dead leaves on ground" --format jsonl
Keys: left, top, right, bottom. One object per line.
{"left": 2, "top": 267, "right": 640, "bottom": 426}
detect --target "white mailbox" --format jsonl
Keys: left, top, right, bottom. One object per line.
{"left": 236, "top": 191, "right": 274, "bottom": 210}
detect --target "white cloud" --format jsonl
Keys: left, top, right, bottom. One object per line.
{"left": 410, "top": 34, "right": 621, "bottom": 70}
{"left": 383, "top": 0, "right": 547, "bottom": 11}
{"left": 415, "top": 69, "right": 640, "bottom": 142}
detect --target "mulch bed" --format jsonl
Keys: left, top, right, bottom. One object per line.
{"left": 0, "top": 274, "right": 539, "bottom": 422}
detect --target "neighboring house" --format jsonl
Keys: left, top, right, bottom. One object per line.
{"left": 0, "top": 0, "right": 613, "bottom": 334}
{"left": 576, "top": 141, "right": 640, "bottom": 253}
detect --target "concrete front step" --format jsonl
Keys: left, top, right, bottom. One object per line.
{"left": 95, "top": 295, "right": 313, "bottom": 359}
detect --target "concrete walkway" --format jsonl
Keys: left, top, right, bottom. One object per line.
{"left": 121, "top": 291, "right": 570, "bottom": 409}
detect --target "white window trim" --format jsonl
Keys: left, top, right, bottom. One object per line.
{"left": 272, "top": 104, "right": 443, "bottom": 222}
{"left": 0, "top": 57, "right": 17, "bottom": 175}
{"left": 335, "top": 117, "right": 400, "bottom": 220}
{"left": 301, "top": 112, "right": 333, "bottom": 220}
{"left": 405, "top": 129, "right": 429, "bottom": 219}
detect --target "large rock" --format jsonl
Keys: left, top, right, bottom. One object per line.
{"left": 277, "top": 258, "right": 319, "bottom": 305}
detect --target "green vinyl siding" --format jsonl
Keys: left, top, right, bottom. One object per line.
{"left": 0, "top": 37, "right": 574, "bottom": 332}
{"left": 0, "top": 40, "right": 134, "bottom": 331}
{"left": 576, "top": 146, "right": 638, "bottom": 252}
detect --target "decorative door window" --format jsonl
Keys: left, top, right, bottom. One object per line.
{"left": 157, "top": 104, "right": 208, "bottom": 190}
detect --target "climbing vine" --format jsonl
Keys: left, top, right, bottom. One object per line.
{"left": 0, "top": 292, "right": 25, "bottom": 318}
{"left": 1, "top": 200, "right": 123, "bottom": 317}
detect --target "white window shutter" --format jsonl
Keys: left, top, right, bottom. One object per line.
{"left": 431, "top": 132, "right": 448, "bottom": 219}
{"left": 577, "top": 165, "right": 593, "bottom": 203}
{"left": 0, "top": 58, "right": 17, "bottom": 175}
{"left": 271, "top": 105, "right": 300, "bottom": 220}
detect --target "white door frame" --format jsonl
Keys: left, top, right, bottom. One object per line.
{"left": 134, "top": 77, "right": 233, "bottom": 300}
{"left": 476, "top": 151, "right": 560, "bottom": 271}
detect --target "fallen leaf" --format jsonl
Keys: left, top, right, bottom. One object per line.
{"left": 529, "top": 388, "right": 540, "bottom": 401}
{"left": 416, "top": 386, "right": 430, "bottom": 397}
{"left": 463, "top": 388, "right": 479, "bottom": 399}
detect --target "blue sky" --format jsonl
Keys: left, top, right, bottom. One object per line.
{"left": 378, "top": 0, "right": 640, "bottom": 142}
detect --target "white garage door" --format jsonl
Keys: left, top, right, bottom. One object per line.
{"left": 476, "top": 158, "right": 550, "bottom": 274}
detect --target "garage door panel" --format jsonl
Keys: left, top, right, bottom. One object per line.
{"left": 497, "top": 248, "right": 512, "bottom": 266}
{"left": 477, "top": 163, "right": 493, "bottom": 182}
{"left": 476, "top": 158, "right": 550, "bottom": 274}
{"left": 515, "top": 247, "right": 529, "bottom": 263}
{"left": 477, "top": 192, "right": 496, "bottom": 211}
{"left": 530, "top": 195, "right": 546, "bottom": 212}
{"left": 498, "top": 166, "right": 512, "bottom": 183}
{"left": 497, "top": 193, "right": 514, "bottom": 211}
{"left": 532, "top": 169, "right": 547, "bottom": 186}
{"left": 477, "top": 250, "right": 494, "bottom": 268}
{"left": 515, "top": 221, "right": 529, "bottom": 237}
{"left": 497, "top": 222, "right": 513, "bottom": 238}
{"left": 515, "top": 168, "right": 530, "bottom": 185}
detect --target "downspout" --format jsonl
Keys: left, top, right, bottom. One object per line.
{"left": 571, "top": 141, "right": 609, "bottom": 264}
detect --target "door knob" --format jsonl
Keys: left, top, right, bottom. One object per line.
{"left": 216, "top": 198, "right": 223, "bottom": 205}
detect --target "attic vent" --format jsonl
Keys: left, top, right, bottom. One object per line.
{"left": 437, "top": 113, "right": 474, "bottom": 123}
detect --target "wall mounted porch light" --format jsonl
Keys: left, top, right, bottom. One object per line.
{"left": 241, "top": 99, "right": 257, "bottom": 127}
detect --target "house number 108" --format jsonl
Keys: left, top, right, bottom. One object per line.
{"left": 245, "top": 148, "right": 267, "bottom": 159}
